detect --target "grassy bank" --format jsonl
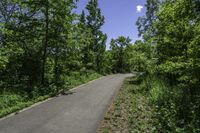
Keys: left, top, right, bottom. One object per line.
{"left": 98, "top": 76, "right": 156, "bottom": 133}
{"left": 0, "top": 72, "right": 101, "bottom": 118}
{"left": 98, "top": 74, "right": 200, "bottom": 132}
{"left": 142, "top": 75, "right": 200, "bottom": 132}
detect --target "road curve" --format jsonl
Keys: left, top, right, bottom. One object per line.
{"left": 0, "top": 74, "right": 132, "bottom": 133}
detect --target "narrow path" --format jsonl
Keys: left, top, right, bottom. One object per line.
{"left": 0, "top": 74, "right": 132, "bottom": 133}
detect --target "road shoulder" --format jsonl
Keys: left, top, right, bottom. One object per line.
{"left": 97, "top": 76, "right": 155, "bottom": 133}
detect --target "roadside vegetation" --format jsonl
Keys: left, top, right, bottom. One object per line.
{"left": 0, "top": 0, "right": 107, "bottom": 118}
{"left": 0, "top": 72, "right": 101, "bottom": 118}
{"left": 135, "top": 0, "right": 200, "bottom": 131}
{"left": 100, "top": 0, "right": 200, "bottom": 132}
{"left": 98, "top": 75, "right": 155, "bottom": 133}
{"left": 0, "top": 0, "right": 146, "bottom": 118}
{"left": 1, "top": 0, "right": 200, "bottom": 132}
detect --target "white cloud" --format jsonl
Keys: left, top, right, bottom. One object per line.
{"left": 136, "top": 5, "right": 143, "bottom": 13}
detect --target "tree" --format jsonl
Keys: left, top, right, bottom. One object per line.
{"left": 136, "top": 0, "right": 200, "bottom": 130}
{"left": 48, "top": 0, "right": 78, "bottom": 86}
{"left": 0, "top": 0, "right": 18, "bottom": 73}
{"left": 86, "top": 0, "right": 106, "bottom": 72}
{"left": 77, "top": 11, "right": 94, "bottom": 70}
{"left": 0, "top": 0, "right": 78, "bottom": 92}
{"left": 110, "top": 36, "right": 132, "bottom": 73}
{"left": 136, "top": 0, "right": 161, "bottom": 40}
{"left": 1, "top": 0, "right": 44, "bottom": 90}
{"left": 129, "top": 40, "right": 151, "bottom": 72}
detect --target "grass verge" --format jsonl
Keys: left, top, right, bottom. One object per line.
{"left": 0, "top": 72, "right": 102, "bottom": 118}
{"left": 98, "top": 76, "right": 156, "bottom": 133}
{"left": 98, "top": 74, "right": 200, "bottom": 132}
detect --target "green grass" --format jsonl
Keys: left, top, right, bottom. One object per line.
{"left": 98, "top": 76, "right": 156, "bottom": 133}
{"left": 98, "top": 74, "right": 200, "bottom": 132}
{"left": 0, "top": 72, "right": 102, "bottom": 118}
{"left": 0, "top": 93, "right": 50, "bottom": 118}
{"left": 64, "top": 72, "right": 102, "bottom": 89}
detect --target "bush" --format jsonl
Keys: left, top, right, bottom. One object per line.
{"left": 0, "top": 93, "right": 26, "bottom": 110}
{"left": 140, "top": 74, "right": 200, "bottom": 132}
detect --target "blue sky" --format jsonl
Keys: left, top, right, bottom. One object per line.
{"left": 75, "top": 0, "right": 146, "bottom": 48}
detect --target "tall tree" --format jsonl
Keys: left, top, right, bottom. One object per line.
{"left": 86, "top": 0, "right": 106, "bottom": 72}
{"left": 136, "top": 0, "right": 161, "bottom": 40}
{"left": 0, "top": 0, "right": 78, "bottom": 91}
{"left": 77, "top": 11, "right": 94, "bottom": 70}
{"left": 49, "top": 0, "right": 77, "bottom": 86}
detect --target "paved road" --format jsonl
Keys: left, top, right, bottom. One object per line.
{"left": 0, "top": 74, "right": 132, "bottom": 133}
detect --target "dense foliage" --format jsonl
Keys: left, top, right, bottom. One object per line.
{"left": 0, "top": 0, "right": 108, "bottom": 93}
{"left": 1, "top": 0, "right": 200, "bottom": 131}
{"left": 0, "top": 0, "right": 109, "bottom": 116}
{"left": 0, "top": 0, "right": 155, "bottom": 97}
{"left": 0, "top": 0, "right": 143, "bottom": 118}
{"left": 136, "top": 0, "right": 200, "bottom": 131}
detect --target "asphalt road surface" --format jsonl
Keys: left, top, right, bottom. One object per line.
{"left": 0, "top": 74, "right": 132, "bottom": 133}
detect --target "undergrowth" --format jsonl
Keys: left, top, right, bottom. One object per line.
{"left": 99, "top": 73, "right": 200, "bottom": 132}
{"left": 0, "top": 72, "right": 101, "bottom": 118}
{"left": 141, "top": 75, "right": 200, "bottom": 132}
